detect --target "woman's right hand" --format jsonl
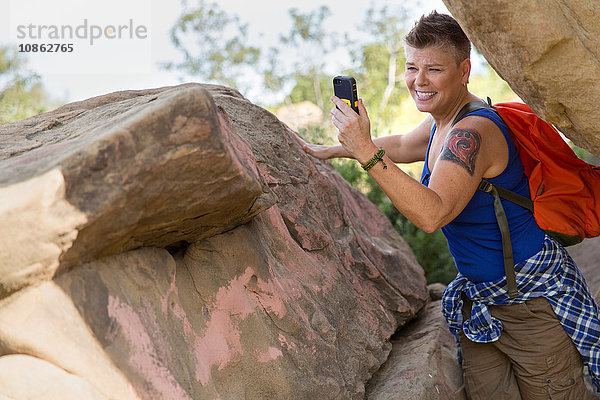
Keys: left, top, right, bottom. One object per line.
{"left": 287, "top": 126, "right": 341, "bottom": 160}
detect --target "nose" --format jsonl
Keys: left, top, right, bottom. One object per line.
{"left": 415, "top": 70, "right": 428, "bottom": 86}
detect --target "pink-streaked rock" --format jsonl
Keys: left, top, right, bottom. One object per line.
{"left": 0, "top": 84, "right": 428, "bottom": 399}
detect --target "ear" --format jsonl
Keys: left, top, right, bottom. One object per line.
{"left": 460, "top": 58, "right": 471, "bottom": 84}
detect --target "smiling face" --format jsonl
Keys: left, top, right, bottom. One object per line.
{"left": 404, "top": 45, "right": 471, "bottom": 117}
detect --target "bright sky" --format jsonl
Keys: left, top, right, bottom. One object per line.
{"left": 1, "top": 0, "right": 448, "bottom": 104}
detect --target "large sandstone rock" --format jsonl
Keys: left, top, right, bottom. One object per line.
{"left": 0, "top": 84, "right": 428, "bottom": 399}
{"left": 0, "top": 84, "right": 275, "bottom": 298}
{"left": 443, "top": 0, "right": 600, "bottom": 157}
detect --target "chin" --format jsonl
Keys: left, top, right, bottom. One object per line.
{"left": 411, "top": 95, "right": 433, "bottom": 113}
{"left": 414, "top": 101, "right": 432, "bottom": 113}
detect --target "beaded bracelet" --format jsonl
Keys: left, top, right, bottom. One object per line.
{"left": 361, "top": 147, "right": 387, "bottom": 171}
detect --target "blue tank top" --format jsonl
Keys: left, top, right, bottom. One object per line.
{"left": 420, "top": 108, "right": 545, "bottom": 282}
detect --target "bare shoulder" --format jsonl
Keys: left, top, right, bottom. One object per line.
{"left": 454, "top": 114, "right": 502, "bottom": 137}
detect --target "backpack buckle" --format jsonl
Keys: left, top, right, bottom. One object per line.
{"left": 478, "top": 179, "right": 493, "bottom": 193}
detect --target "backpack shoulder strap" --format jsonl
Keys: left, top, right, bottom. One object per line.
{"left": 431, "top": 98, "right": 493, "bottom": 133}
{"left": 478, "top": 179, "right": 520, "bottom": 298}
{"left": 451, "top": 98, "right": 523, "bottom": 298}
{"left": 450, "top": 98, "right": 495, "bottom": 129}
{"left": 479, "top": 179, "right": 534, "bottom": 213}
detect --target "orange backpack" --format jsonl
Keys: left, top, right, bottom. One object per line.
{"left": 493, "top": 101, "right": 600, "bottom": 241}
{"left": 453, "top": 99, "right": 600, "bottom": 297}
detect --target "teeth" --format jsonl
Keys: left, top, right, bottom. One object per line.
{"left": 417, "top": 91, "right": 436, "bottom": 96}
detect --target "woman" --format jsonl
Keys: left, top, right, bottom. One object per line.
{"left": 293, "top": 11, "right": 600, "bottom": 400}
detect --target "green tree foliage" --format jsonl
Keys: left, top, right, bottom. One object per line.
{"left": 262, "top": 47, "right": 286, "bottom": 94}
{"left": 166, "top": 0, "right": 260, "bottom": 90}
{"left": 351, "top": 5, "right": 412, "bottom": 136}
{"left": 0, "top": 46, "right": 52, "bottom": 124}
{"left": 280, "top": 6, "right": 338, "bottom": 111}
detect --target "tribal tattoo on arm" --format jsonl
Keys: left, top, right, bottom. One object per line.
{"left": 440, "top": 128, "right": 481, "bottom": 176}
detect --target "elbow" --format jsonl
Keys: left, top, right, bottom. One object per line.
{"left": 418, "top": 215, "right": 446, "bottom": 233}
{"left": 420, "top": 222, "right": 440, "bottom": 234}
{"left": 419, "top": 205, "right": 454, "bottom": 233}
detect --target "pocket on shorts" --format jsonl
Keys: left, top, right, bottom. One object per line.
{"left": 545, "top": 347, "right": 586, "bottom": 399}
{"left": 546, "top": 371, "right": 585, "bottom": 399}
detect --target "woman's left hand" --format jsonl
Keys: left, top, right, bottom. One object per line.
{"left": 330, "top": 96, "right": 377, "bottom": 163}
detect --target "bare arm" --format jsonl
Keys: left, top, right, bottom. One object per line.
{"left": 367, "top": 120, "right": 506, "bottom": 231}
{"left": 329, "top": 97, "right": 507, "bottom": 233}
{"left": 289, "top": 109, "right": 431, "bottom": 164}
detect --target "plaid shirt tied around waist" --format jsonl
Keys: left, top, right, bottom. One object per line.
{"left": 442, "top": 235, "right": 600, "bottom": 393}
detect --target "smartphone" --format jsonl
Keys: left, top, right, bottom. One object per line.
{"left": 333, "top": 75, "right": 359, "bottom": 114}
